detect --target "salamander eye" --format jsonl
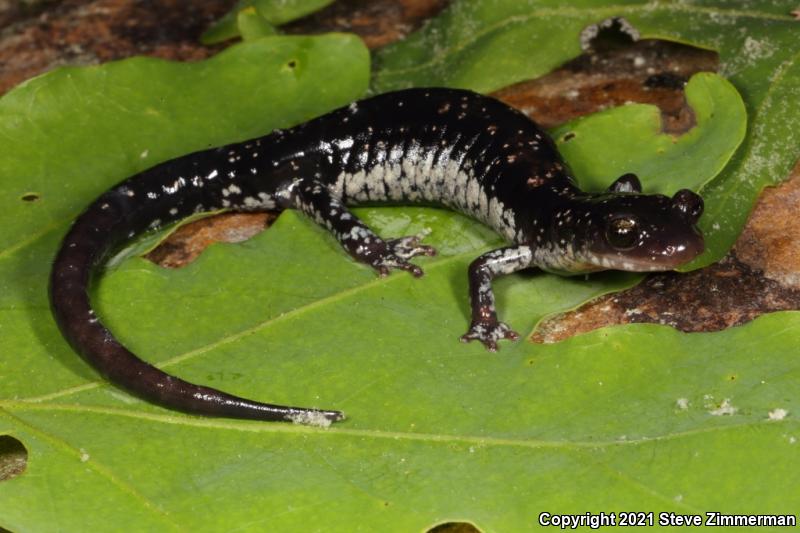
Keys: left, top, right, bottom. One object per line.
{"left": 605, "top": 216, "right": 639, "bottom": 250}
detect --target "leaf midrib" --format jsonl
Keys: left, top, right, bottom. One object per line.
{"left": 4, "top": 400, "right": 794, "bottom": 450}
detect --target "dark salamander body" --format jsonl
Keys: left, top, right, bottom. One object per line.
{"left": 50, "top": 88, "right": 704, "bottom": 425}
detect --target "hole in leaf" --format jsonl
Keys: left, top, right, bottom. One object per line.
{"left": 427, "top": 522, "right": 482, "bottom": 533}
{"left": 287, "top": 60, "right": 297, "bottom": 69}
{"left": 581, "top": 16, "right": 639, "bottom": 52}
{"left": 562, "top": 132, "right": 576, "bottom": 142}
{"left": 20, "top": 192, "right": 40, "bottom": 202}
{"left": 144, "top": 211, "right": 279, "bottom": 268}
{"left": 0, "top": 436, "right": 28, "bottom": 482}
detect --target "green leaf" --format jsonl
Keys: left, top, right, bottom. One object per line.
{"left": 0, "top": 4, "right": 797, "bottom": 532}
{"left": 551, "top": 72, "right": 746, "bottom": 195}
{"left": 373, "top": 0, "right": 800, "bottom": 269}
{"left": 237, "top": 7, "right": 279, "bottom": 41}
{"left": 0, "top": 33, "right": 369, "bottom": 256}
{"left": 3, "top": 205, "right": 799, "bottom": 528}
{"left": 201, "top": 0, "right": 335, "bottom": 45}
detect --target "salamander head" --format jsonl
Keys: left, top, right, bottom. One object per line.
{"left": 555, "top": 174, "right": 705, "bottom": 272}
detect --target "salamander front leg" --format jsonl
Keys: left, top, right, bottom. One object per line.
{"left": 289, "top": 180, "right": 436, "bottom": 276}
{"left": 460, "top": 245, "right": 534, "bottom": 351}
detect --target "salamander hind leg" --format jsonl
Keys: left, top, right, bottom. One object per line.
{"left": 460, "top": 245, "right": 534, "bottom": 351}
{"left": 289, "top": 180, "right": 437, "bottom": 277}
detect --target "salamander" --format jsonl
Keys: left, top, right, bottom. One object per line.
{"left": 50, "top": 88, "right": 704, "bottom": 425}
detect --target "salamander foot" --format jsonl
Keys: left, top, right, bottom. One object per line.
{"left": 386, "top": 234, "right": 437, "bottom": 260}
{"left": 370, "top": 233, "right": 437, "bottom": 278}
{"left": 460, "top": 321, "right": 519, "bottom": 351}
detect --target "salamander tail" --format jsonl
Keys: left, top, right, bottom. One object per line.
{"left": 49, "top": 178, "right": 344, "bottom": 424}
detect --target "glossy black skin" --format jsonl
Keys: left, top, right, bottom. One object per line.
{"left": 49, "top": 88, "right": 704, "bottom": 424}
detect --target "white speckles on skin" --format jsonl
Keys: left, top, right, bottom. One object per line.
{"left": 207, "top": 170, "right": 218, "bottom": 180}
{"left": 169, "top": 207, "right": 178, "bottom": 216}
{"left": 256, "top": 192, "right": 276, "bottom": 209}
{"left": 366, "top": 165, "right": 388, "bottom": 200}
{"left": 331, "top": 171, "right": 346, "bottom": 198}
{"left": 149, "top": 218, "right": 161, "bottom": 229}
{"left": 388, "top": 143, "right": 404, "bottom": 163}
{"left": 486, "top": 197, "right": 515, "bottom": 240}
{"left": 100, "top": 203, "right": 110, "bottom": 210}
{"left": 147, "top": 191, "right": 158, "bottom": 200}
{"left": 288, "top": 410, "right": 334, "bottom": 428}
{"left": 466, "top": 178, "right": 481, "bottom": 211}
{"left": 335, "top": 138, "right": 354, "bottom": 151}
{"left": 335, "top": 139, "right": 521, "bottom": 242}
{"left": 347, "top": 225, "right": 371, "bottom": 241}
{"left": 356, "top": 146, "right": 370, "bottom": 168}
{"left": 344, "top": 169, "right": 367, "bottom": 201}
{"left": 162, "top": 177, "right": 185, "bottom": 195}
{"left": 221, "top": 183, "right": 243, "bottom": 198}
